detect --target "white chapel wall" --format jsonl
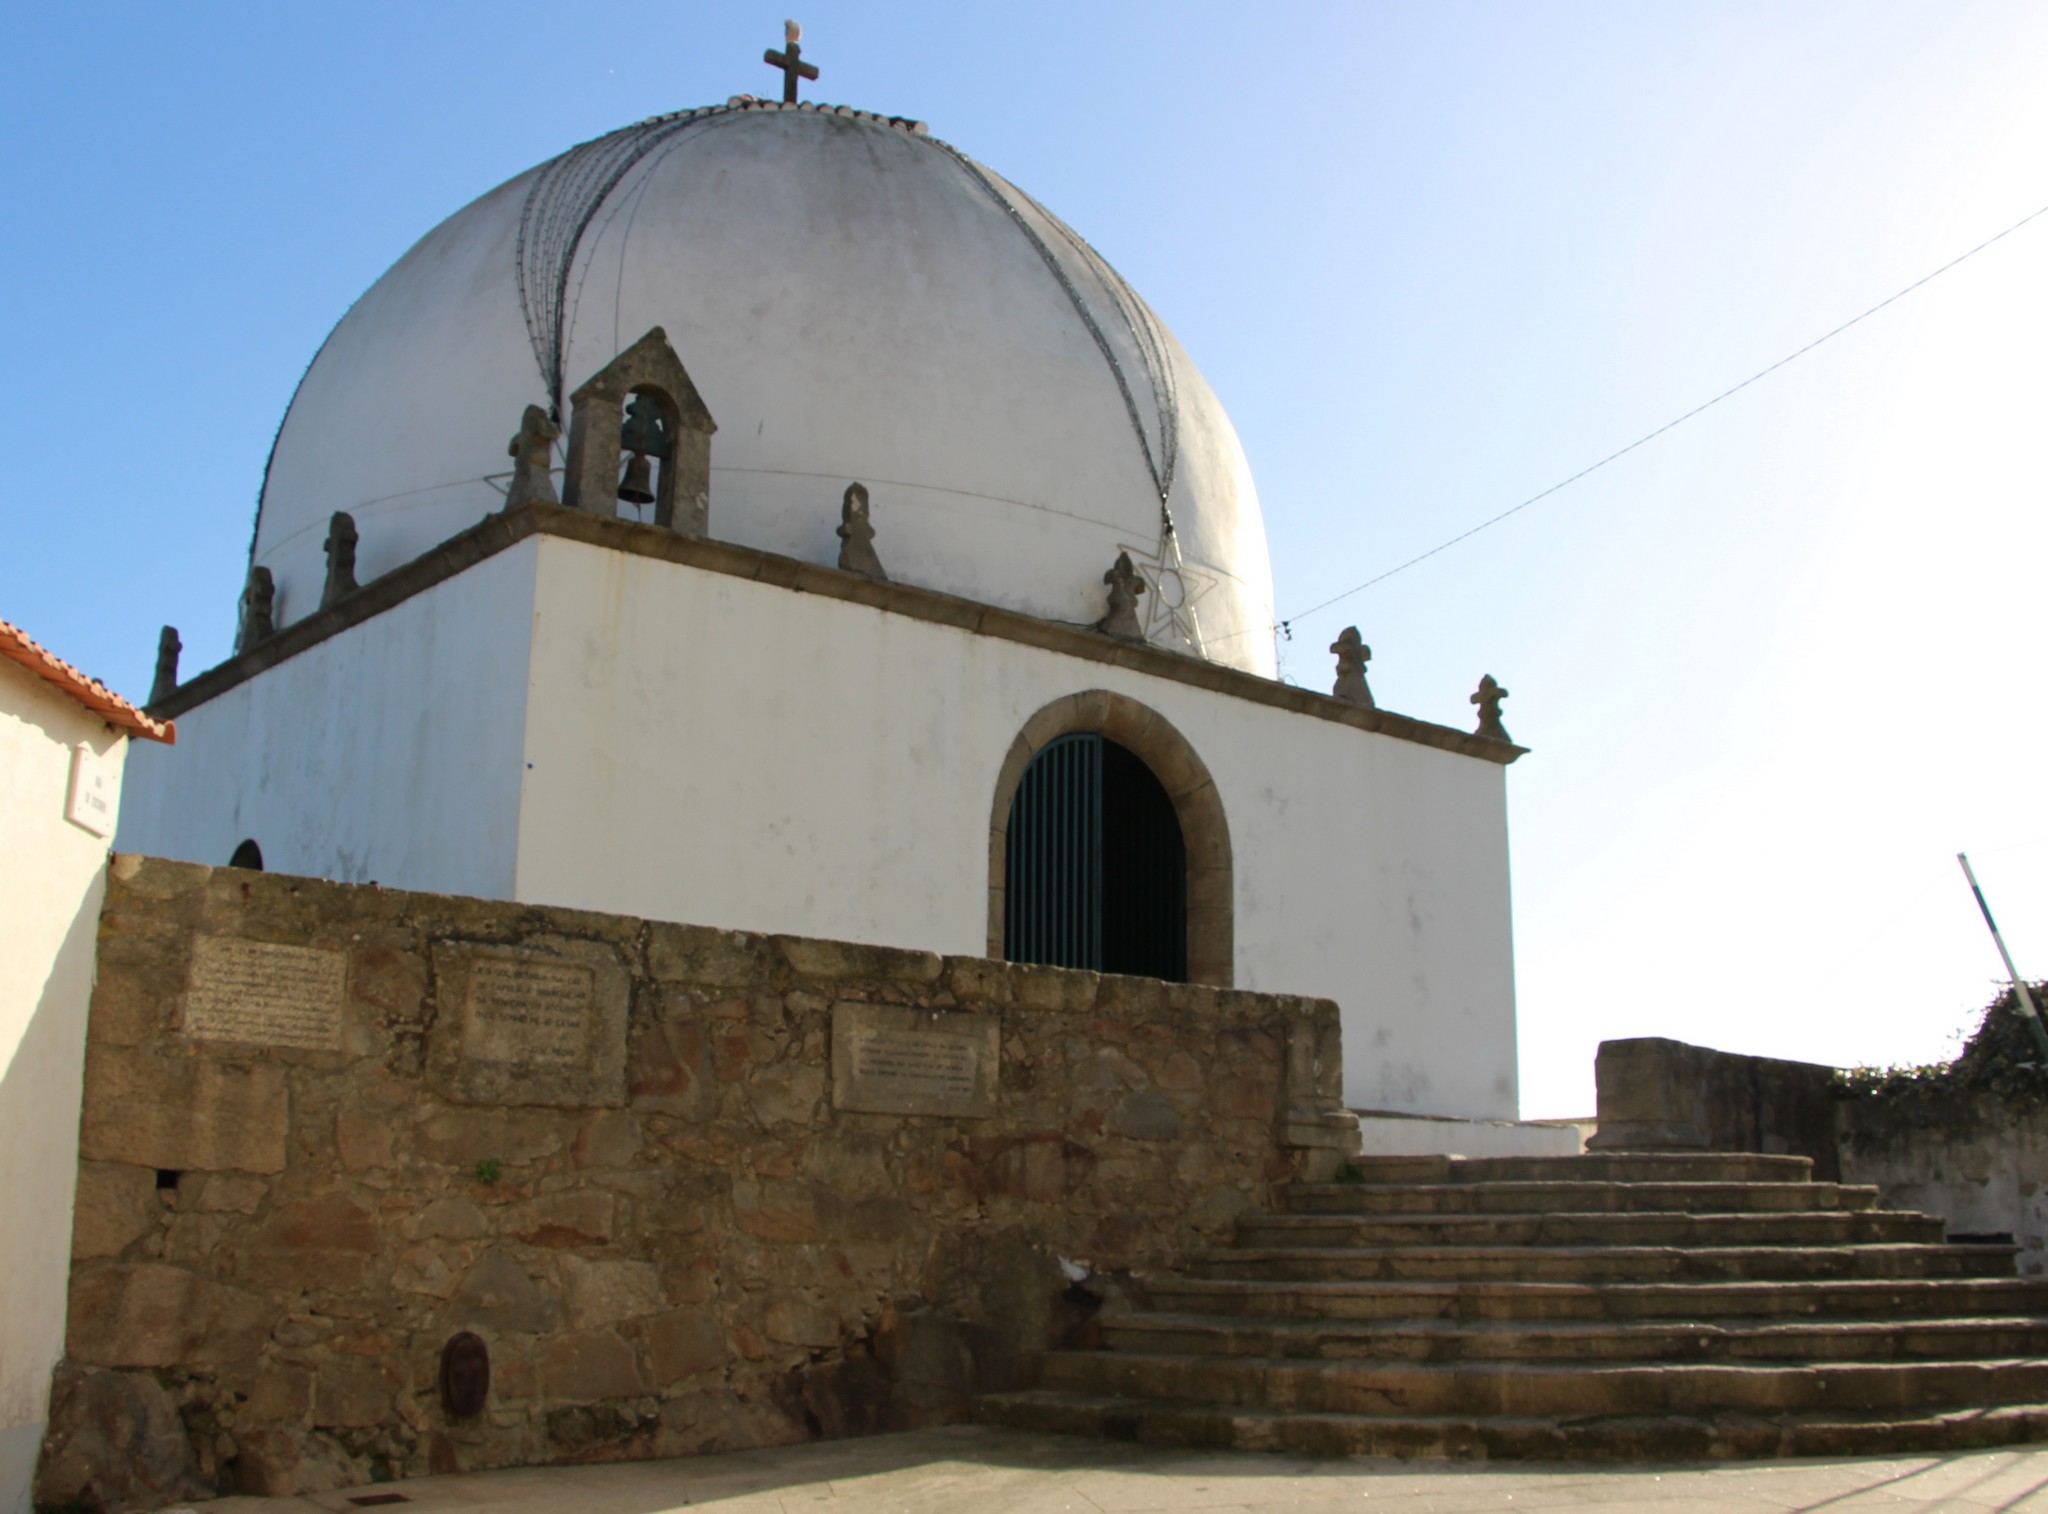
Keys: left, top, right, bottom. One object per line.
{"left": 0, "top": 661, "right": 129, "bottom": 1514}
{"left": 515, "top": 538, "right": 1518, "bottom": 1119}
{"left": 118, "top": 540, "right": 541, "bottom": 899}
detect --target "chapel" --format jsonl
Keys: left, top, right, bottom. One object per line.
{"left": 120, "top": 54, "right": 1526, "bottom": 1119}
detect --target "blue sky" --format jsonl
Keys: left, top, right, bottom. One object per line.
{"left": 5, "top": 2, "right": 2044, "bottom": 1115}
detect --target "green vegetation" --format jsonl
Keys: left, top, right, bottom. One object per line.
{"left": 1835, "top": 983, "right": 2048, "bottom": 1112}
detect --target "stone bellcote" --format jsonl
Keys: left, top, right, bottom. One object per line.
{"left": 562, "top": 327, "right": 718, "bottom": 536}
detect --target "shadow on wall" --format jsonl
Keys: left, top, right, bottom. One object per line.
{"left": 1, "top": 887, "right": 105, "bottom": 1510}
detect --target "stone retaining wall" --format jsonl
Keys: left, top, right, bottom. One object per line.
{"left": 1590, "top": 1035, "right": 2046, "bottom": 1274}
{"left": 38, "top": 856, "right": 1350, "bottom": 1509}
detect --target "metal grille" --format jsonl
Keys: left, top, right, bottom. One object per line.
{"left": 1006, "top": 733, "right": 1102, "bottom": 971}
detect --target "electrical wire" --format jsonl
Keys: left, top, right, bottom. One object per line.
{"left": 1219, "top": 198, "right": 2048, "bottom": 647}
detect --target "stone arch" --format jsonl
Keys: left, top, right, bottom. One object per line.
{"left": 988, "top": 690, "right": 1232, "bottom": 987}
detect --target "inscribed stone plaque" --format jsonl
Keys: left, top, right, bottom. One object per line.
{"left": 832, "top": 1003, "right": 998, "bottom": 1119}
{"left": 461, "top": 956, "right": 594, "bottom": 1068}
{"left": 427, "top": 941, "right": 628, "bottom": 1108}
{"left": 182, "top": 937, "right": 346, "bottom": 1051}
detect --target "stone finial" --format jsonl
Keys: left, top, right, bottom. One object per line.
{"left": 236, "top": 567, "right": 275, "bottom": 656}
{"left": 321, "top": 512, "right": 360, "bottom": 610}
{"left": 504, "top": 404, "right": 561, "bottom": 511}
{"left": 1471, "top": 674, "right": 1511, "bottom": 742}
{"left": 148, "top": 625, "right": 181, "bottom": 706}
{"left": 1096, "top": 551, "right": 1147, "bottom": 641}
{"left": 1330, "top": 627, "right": 1374, "bottom": 709}
{"left": 835, "top": 482, "right": 887, "bottom": 581}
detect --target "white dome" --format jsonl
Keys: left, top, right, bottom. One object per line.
{"left": 254, "top": 102, "right": 1276, "bottom": 675}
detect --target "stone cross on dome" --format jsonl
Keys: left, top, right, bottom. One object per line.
{"left": 763, "top": 20, "right": 820, "bottom": 104}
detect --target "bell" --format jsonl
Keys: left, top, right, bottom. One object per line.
{"left": 617, "top": 451, "right": 656, "bottom": 506}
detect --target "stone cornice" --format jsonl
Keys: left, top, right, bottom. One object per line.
{"left": 153, "top": 506, "right": 1527, "bottom": 767}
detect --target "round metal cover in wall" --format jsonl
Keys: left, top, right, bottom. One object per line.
{"left": 439, "top": 1332, "right": 490, "bottom": 1417}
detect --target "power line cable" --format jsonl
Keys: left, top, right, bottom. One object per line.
{"left": 1226, "top": 199, "right": 2048, "bottom": 646}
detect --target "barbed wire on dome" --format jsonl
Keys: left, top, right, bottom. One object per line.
{"left": 513, "top": 99, "right": 1187, "bottom": 559}
{"left": 909, "top": 140, "right": 1184, "bottom": 517}
{"left": 515, "top": 109, "right": 708, "bottom": 415}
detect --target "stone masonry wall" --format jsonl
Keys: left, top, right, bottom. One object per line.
{"left": 38, "top": 856, "right": 1348, "bottom": 1510}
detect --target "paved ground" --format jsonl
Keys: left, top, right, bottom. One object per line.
{"left": 176, "top": 1426, "right": 2048, "bottom": 1514}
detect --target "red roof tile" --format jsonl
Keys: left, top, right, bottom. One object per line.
{"left": 0, "top": 619, "right": 175, "bottom": 743}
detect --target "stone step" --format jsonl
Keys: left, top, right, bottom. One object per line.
{"left": 1141, "top": 1274, "right": 2048, "bottom": 1324}
{"left": 1190, "top": 1241, "right": 2016, "bottom": 1285}
{"left": 1098, "top": 1311, "right": 2048, "bottom": 1365}
{"left": 1284, "top": 1180, "right": 1880, "bottom": 1216}
{"left": 1333, "top": 1153, "right": 1816, "bottom": 1186}
{"left": 976, "top": 1388, "right": 2048, "bottom": 1460}
{"left": 1236, "top": 1208, "right": 1945, "bottom": 1250}
{"left": 1033, "top": 1349, "right": 2048, "bottom": 1418}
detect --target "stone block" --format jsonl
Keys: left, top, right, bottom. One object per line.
{"left": 70, "top": 1161, "right": 158, "bottom": 1258}
{"left": 644, "top": 1310, "right": 727, "bottom": 1383}
{"left": 426, "top": 938, "right": 631, "bottom": 1108}
{"left": 647, "top": 922, "right": 765, "bottom": 987}
{"left": 450, "top": 1251, "right": 561, "bottom": 1336}
{"left": 560, "top": 1255, "right": 666, "bottom": 1328}
{"left": 393, "top": 1246, "right": 457, "bottom": 1298}
{"left": 191, "top": 1171, "right": 270, "bottom": 1213}
{"left": 311, "top": 1357, "right": 395, "bottom": 1428}
{"left": 538, "top": 1328, "right": 647, "bottom": 1403}
{"left": 507, "top": 1190, "right": 614, "bottom": 1247}
{"left": 413, "top": 1107, "right": 566, "bottom": 1166}
{"left": 777, "top": 935, "right": 943, "bottom": 984}
{"left": 764, "top": 1293, "right": 839, "bottom": 1348}
{"left": 247, "top": 1360, "right": 314, "bottom": 1421}
{"left": 337, "top": 1107, "right": 397, "bottom": 1170}
{"left": 34, "top": 1363, "right": 208, "bottom": 1513}
{"left": 417, "top": 1195, "right": 488, "bottom": 1239}
{"left": 348, "top": 941, "right": 427, "bottom": 1023}
{"left": 80, "top": 1044, "right": 288, "bottom": 1173}
{"left": 627, "top": 1017, "right": 719, "bottom": 1119}
{"left": 572, "top": 1110, "right": 642, "bottom": 1168}
{"left": 747, "top": 1063, "right": 827, "bottom": 1126}
{"left": 1109, "top": 1092, "right": 1184, "bottom": 1142}
{"left": 237, "top": 1193, "right": 383, "bottom": 1291}
{"left": 68, "top": 1263, "right": 275, "bottom": 1368}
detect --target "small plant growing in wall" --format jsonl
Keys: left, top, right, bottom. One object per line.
{"left": 473, "top": 1158, "right": 501, "bottom": 1185}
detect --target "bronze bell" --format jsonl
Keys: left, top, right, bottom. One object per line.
{"left": 617, "top": 451, "right": 656, "bottom": 506}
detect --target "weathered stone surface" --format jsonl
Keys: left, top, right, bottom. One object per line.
{"left": 70, "top": 1161, "right": 157, "bottom": 1258}
{"left": 68, "top": 1263, "right": 275, "bottom": 1367}
{"left": 35, "top": 1364, "right": 208, "bottom": 1512}
{"left": 645, "top": 1310, "right": 727, "bottom": 1383}
{"left": 507, "top": 1191, "right": 614, "bottom": 1248}
{"left": 427, "top": 940, "right": 631, "bottom": 1108}
{"left": 80, "top": 1045, "right": 288, "bottom": 1173}
{"left": 560, "top": 1255, "right": 665, "bottom": 1329}
{"left": 451, "top": 1252, "right": 561, "bottom": 1335}
{"left": 538, "top": 1328, "right": 647, "bottom": 1403}
{"left": 56, "top": 859, "right": 1337, "bottom": 1504}
{"left": 312, "top": 1357, "right": 396, "bottom": 1428}
{"left": 764, "top": 1292, "right": 840, "bottom": 1348}
{"left": 1109, "top": 1092, "right": 1184, "bottom": 1142}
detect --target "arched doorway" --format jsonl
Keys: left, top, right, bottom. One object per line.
{"left": 988, "top": 690, "right": 1232, "bottom": 986}
{"left": 1005, "top": 734, "right": 1187, "bottom": 980}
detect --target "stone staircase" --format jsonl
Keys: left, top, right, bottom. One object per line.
{"left": 979, "top": 1152, "right": 2048, "bottom": 1458}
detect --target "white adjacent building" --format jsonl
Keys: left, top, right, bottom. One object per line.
{"left": 0, "top": 621, "right": 172, "bottom": 1514}
{"left": 119, "top": 98, "right": 1525, "bottom": 1119}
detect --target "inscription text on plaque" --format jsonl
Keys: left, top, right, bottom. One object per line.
{"left": 461, "top": 956, "right": 594, "bottom": 1068}
{"left": 832, "top": 1003, "right": 997, "bottom": 1118}
{"left": 183, "top": 937, "right": 346, "bottom": 1050}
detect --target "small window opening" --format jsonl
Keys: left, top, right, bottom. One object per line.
{"left": 228, "top": 838, "right": 263, "bottom": 870}
{"left": 154, "top": 1168, "right": 182, "bottom": 1191}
